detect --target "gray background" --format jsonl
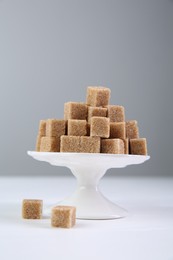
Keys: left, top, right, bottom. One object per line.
{"left": 0, "top": 0, "right": 172, "bottom": 176}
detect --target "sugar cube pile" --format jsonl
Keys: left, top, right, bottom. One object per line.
{"left": 35, "top": 86, "right": 147, "bottom": 155}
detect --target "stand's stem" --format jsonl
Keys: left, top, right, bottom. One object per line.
{"left": 57, "top": 165, "right": 128, "bottom": 219}
{"left": 70, "top": 165, "right": 106, "bottom": 187}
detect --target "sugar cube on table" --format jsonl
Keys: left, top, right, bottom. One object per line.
{"left": 64, "top": 102, "right": 88, "bottom": 120}
{"left": 40, "top": 136, "right": 60, "bottom": 152}
{"left": 126, "top": 120, "right": 139, "bottom": 139}
{"left": 130, "top": 138, "right": 147, "bottom": 155}
{"left": 51, "top": 206, "right": 76, "bottom": 228}
{"left": 90, "top": 117, "right": 110, "bottom": 138}
{"left": 101, "top": 139, "right": 124, "bottom": 154}
{"left": 86, "top": 86, "right": 111, "bottom": 107}
{"left": 22, "top": 199, "right": 43, "bottom": 219}
{"left": 67, "top": 119, "right": 87, "bottom": 136}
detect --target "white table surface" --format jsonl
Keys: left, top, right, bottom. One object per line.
{"left": 0, "top": 175, "right": 173, "bottom": 260}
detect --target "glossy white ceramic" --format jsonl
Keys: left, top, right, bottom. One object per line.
{"left": 27, "top": 151, "right": 150, "bottom": 219}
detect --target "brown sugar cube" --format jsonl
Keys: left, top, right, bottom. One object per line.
{"left": 64, "top": 102, "right": 88, "bottom": 120}
{"left": 90, "top": 117, "right": 110, "bottom": 138}
{"left": 22, "top": 199, "right": 43, "bottom": 219}
{"left": 80, "top": 136, "right": 100, "bottom": 153}
{"left": 46, "top": 119, "right": 66, "bottom": 137}
{"left": 38, "top": 120, "right": 47, "bottom": 136}
{"left": 68, "top": 119, "right": 87, "bottom": 136}
{"left": 35, "top": 135, "right": 42, "bottom": 151}
{"left": 51, "top": 206, "right": 76, "bottom": 228}
{"left": 60, "top": 136, "right": 81, "bottom": 152}
{"left": 101, "top": 139, "right": 124, "bottom": 154}
{"left": 88, "top": 106, "right": 107, "bottom": 124}
{"left": 36, "top": 120, "right": 47, "bottom": 151}
{"left": 40, "top": 136, "right": 60, "bottom": 152}
{"left": 106, "top": 105, "right": 125, "bottom": 122}
{"left": 130, "top": 138, "right": 147, "bottom": 155}
{"left": 110, "top": 122, "right": 126, "bottom": 139}
{"left": 122, "top": 139, "right": 129, "bottom": 154}
{"left": 86, "top": 86, "right": 111, "bottom": 107}
{"left": 126, "top": 120, "right": 139, "bottom": 139}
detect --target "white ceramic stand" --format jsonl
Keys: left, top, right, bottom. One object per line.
{"left": 27, "top": 152, "right": 150, "bottom": 220}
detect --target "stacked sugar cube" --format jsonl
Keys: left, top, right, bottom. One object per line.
{"left": 36, "top": 86, "right": 147, "bottom": 155}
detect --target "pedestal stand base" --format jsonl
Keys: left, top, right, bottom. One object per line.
{"left": 27, "top": 152, "right": 150, "bottom": 220}
{"left": 45, "top": 186, "right": 128, "bottom": 220}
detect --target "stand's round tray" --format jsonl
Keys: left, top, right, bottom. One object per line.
{"left": 28, "top": 151, "right": 150, "bottom": 220}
